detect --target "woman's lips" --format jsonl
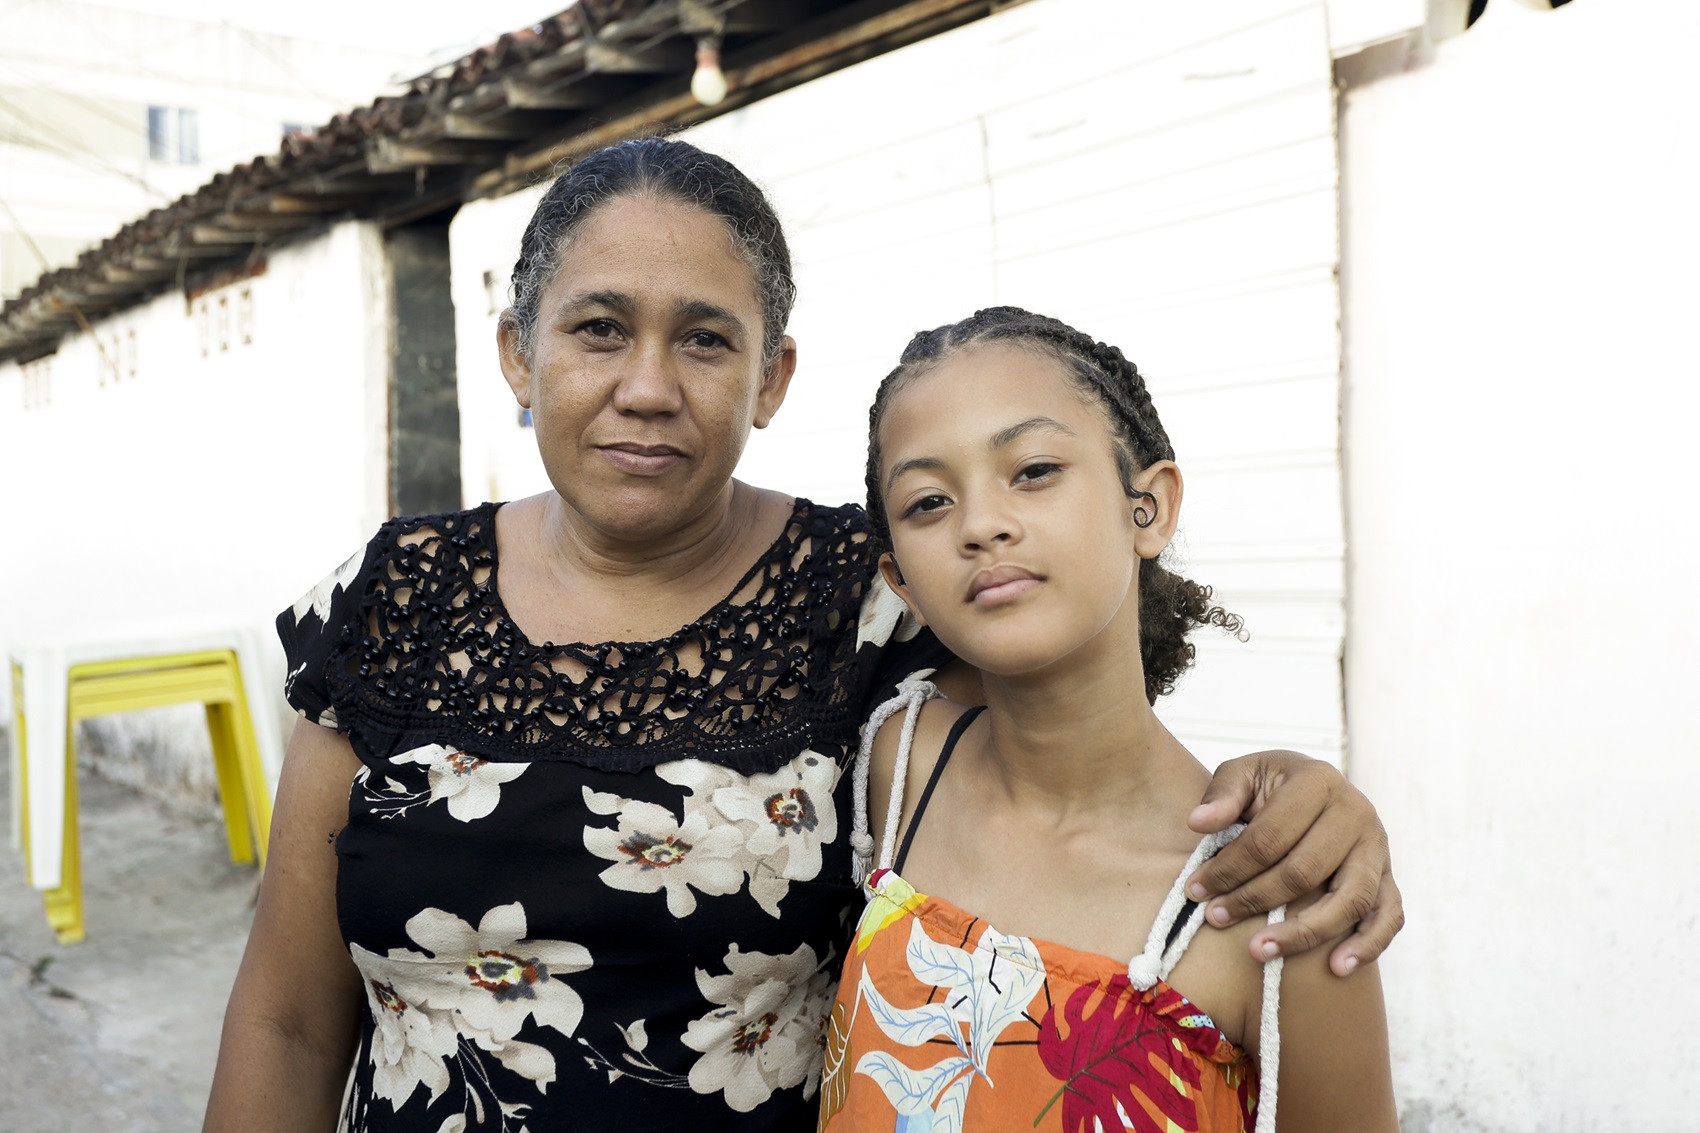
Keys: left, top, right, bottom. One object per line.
{"left": 967, "top": 567, "right": 1041, "bottom": 606}
{"left": 599, "top": 443, "right": 686, "bottom": 476}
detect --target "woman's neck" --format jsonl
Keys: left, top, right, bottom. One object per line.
{"left": 537, "top": 479, "right": 762, "bottom": 590}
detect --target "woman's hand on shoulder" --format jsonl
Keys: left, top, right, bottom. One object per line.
{"left": 1185, "top": 750, "right": 1403, "bottom": 976}
{"left": 1261, "top": 890, "right": 1399, "bottom": 1133}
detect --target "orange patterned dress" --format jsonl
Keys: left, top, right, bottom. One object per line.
{"left": 819, "top": 696, "right": 1269, "bottom": 1133}
{"left": 817, "top": 869, "right": 1259, "bottom": 1133}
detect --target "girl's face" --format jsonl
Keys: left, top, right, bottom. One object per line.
{"left": 877, "top": 343, "right": 1179, "bottom": 678}
{"left": 499, "top": 194, "right": 795, "bottom": 543}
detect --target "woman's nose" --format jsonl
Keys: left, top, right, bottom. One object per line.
{"left": 611, "top": 345, "right": 684, "bottom": 416}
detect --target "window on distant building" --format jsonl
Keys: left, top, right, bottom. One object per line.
{"left": 147, "top": 106, "right": 199, "bottom": 164}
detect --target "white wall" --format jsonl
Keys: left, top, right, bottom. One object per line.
{"left": 1340, "top": 1, "right": 1700, "bottom": 1128}
{"left": 456, "top": 0, "right": 1352, "bottom": 769}
{"left": 0, "top": 222, "right": 392, "bottom": 739}
{"left": 0, "top": 0, "right": 417, "bottom": 297}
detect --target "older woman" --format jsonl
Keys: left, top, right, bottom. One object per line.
{"left": 203, "top": 139, "right": 1398, "bottom": 1133}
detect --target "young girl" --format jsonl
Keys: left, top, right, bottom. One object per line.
{"left": 818, "top": 309, "right": 1397, "bottom": 1132}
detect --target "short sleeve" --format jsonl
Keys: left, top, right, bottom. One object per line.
{"left": 277, "top": 544, "right": 371, "bottom": 731}
{"left": 851, "top": 572, "right": 953, "bottom": 718}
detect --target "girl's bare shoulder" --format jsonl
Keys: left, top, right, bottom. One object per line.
{"left": 868, "top": 693, "right": 978, "bottom": 850}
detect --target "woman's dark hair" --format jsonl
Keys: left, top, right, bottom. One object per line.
{"left": 865, "top": 306, "right": 1245, "bottom": 705}
{"left": 502, "top": 137, "right": 797, "bottom": 365}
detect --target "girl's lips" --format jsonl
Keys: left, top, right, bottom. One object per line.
{"left": 971, "top": 577, "right": 1041, "bottom": 606}
{"left": 599, "top": 444, "right": 685, "bottom": 476}
{"left": 967, "top": 568, "right": 1041, "bottom": 606}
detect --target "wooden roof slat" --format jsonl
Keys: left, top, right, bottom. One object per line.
{"left": 1, "top": 0, "right": 997, "bottom": 363}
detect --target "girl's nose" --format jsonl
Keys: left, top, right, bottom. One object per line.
{"left": 611, "top": 345, "right": 684, "bottom": 416}
{"left": 958, "top": 496, "right": 1019, "bottom": 552}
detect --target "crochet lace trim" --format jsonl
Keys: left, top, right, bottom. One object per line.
{"left": 325, "top": 499, "right": 871, "bottom": 773}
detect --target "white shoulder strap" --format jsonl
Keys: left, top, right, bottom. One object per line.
{"left": 850, "top": 677, "right": 938, "bottom": 884}
{"left": 1125, "top": 826, "right": 1285, "bottom": 1133}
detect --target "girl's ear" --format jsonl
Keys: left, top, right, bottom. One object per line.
{"left": 497, "top": 311, "right": 532, "bottom": 409}
{"left": 878, "top": 552, "right": 927, "bottom": 627}
{"left": 1131, "top": 461, "right": 1183, "bottom": 560}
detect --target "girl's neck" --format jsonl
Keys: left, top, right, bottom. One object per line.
{"left": 973, "top": 646, "right": 1204, "bottom": 822}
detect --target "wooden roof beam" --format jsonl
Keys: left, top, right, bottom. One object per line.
{"left": 585, "top": 39, "right": 694, "bottom": 74}
{"left": 499, "top": 74, "right": 630, "bottom": 110}
{"left": 366, "top": 137, "right": 508, "bottom": 174}
{"left": 439, "top": 110, "right": 558, "bottom": 140}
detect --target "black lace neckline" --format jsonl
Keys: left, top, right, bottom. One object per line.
{"left": 326, "top": 498, "right": 874, "bottom": 775}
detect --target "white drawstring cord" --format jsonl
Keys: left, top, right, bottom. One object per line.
{"left": 850, "top": 678, "right": 936, "bottom": 884}
{"left": 1125, "top": 823, "right": 1284, "bottom": 1133}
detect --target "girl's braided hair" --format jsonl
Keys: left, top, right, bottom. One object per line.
{"left": 501, "top": 137, "right": 797, "bottom": 365}
{"left": 864, "top": 306, "right": 1244, "bottom": 705}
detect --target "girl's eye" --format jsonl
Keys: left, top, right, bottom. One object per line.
{"left": 901, "top": 494, "right": 950, "bottom": 519}
{"left": 1015, "top": 462, "right": 1061, "bottom": 483}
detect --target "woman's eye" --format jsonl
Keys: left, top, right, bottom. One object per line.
{"left": 684, "top": 330, "right": 729, "bottom": 351}
{"left": 578, "top": 319, "right": 622, "bottom": 342}
{"left": 901, "top": 494, "right": 949, "bottom": 518}
{"left": 1015, "top": 462, "right": 1061, "bottom": 483}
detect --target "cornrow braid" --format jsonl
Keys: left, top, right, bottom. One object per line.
{"left": 864, "top": 306, "right": 1244, "bottom": 705}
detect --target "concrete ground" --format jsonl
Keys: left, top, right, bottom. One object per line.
{"left": 0, "top": 748, "right": 256, "bottom": 1130}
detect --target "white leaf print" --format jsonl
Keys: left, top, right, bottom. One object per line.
{"left": 855, "top": 1051, "right": 973, "bottom": 1115}
{"left": 904, "top": 919, "right": 1044, "bottom": 1069}
{"left": 931, "top": 1063, "right": 976, "bottom": 1133}
{"left": 292, "top": 549, "right": 363, "bottom": 625}
{"left": 581, "top": 785, "right": 624, "bottom": 816}
{"left": 484, "top": 1036, "right": 556, "bottom": 1092}
{"left": 435, "top": 1115, "right": 466, "bottom": 1133}
{"left": 384, "top": 777, "right": 408, "bottom": 794}
{"left": 858, "top": 964, "right": 962, "bottom": 1050}
{"left": 620, "top": 1018, "right": 649, "bottom": 1053}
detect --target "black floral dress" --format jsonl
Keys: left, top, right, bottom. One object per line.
{"left": 278, "top": 499, "right": 943, "bottom": 1133}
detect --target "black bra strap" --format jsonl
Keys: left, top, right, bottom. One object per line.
{"left": 893, "top": 705, "right": 987, "bottom": 874}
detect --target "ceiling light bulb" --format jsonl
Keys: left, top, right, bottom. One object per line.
{"left": 692, "top": 39, "right": 728, "bottom": 106}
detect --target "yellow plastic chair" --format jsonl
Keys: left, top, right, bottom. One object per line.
{"left": 13, "top": 649, "right": 272, "bottom": 943}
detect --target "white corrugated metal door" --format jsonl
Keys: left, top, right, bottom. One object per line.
{"left": 695, "top": 0, "right": 1344, "bottom": 766}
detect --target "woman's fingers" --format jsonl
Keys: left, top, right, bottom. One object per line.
{"left": 1185, "top": 750, "right": 1404, "bottom": 973}
{"left": 1185, "top": 751, "right": 1333, "bottom": 904}
{"left": 1326, "top": 870, "right": 1405, "bottom": 975}
{"left": 1242, "top": 842, "right": 1392, "bottom": 967}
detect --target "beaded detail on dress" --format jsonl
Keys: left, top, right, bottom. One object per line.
{"left": 320, "top": 499, "right": 872, "bottom": 773}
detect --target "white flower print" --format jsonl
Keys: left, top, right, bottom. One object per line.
{"left": 683, "top": 943, "right": 835, "bottom": 1113}
{"left": 292, "top": 549, "right": 363, "bottom": 625}
{"left": 357, "top": 962, "right": 462, "bottom": 1109}
{"left": 348, "top": 902, "right": 592, "bottom": 1117}
{"left": 582, "top": 787, "right": 747, "bottom": 917}
{"left": 692, "top": 754, "right": 839, "bottom": 911}
{"left": 852, "top": 917, "right": 1047, "bottom": 1133}
{"left": 855, "top": 573, "right": 923, "bottom": 650}
{"left": 389, "top": 743, "right": 529, "bottom": 822}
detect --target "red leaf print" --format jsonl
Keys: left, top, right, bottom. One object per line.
{"left": 1035, "top": 975, "right": 1203, "bottom": 1133}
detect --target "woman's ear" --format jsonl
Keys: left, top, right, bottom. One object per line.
{"left": 1131, "top": 461, "right": 1183, "bottom": 560}
{"left": 878, "top": 552, "right": 927, "bottom": 627}
{"left": 497, "top": 310, "right": 532, "bottom": 409}
{"left": 753, "top": 336, "right": 797, "bottom": 429}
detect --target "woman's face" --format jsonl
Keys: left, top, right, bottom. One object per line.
{"left": 877, "top": 343, "right": 1179, "bottom": 678}
{"left": 499, "top": 194, "right": 795, "bottom": 544}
